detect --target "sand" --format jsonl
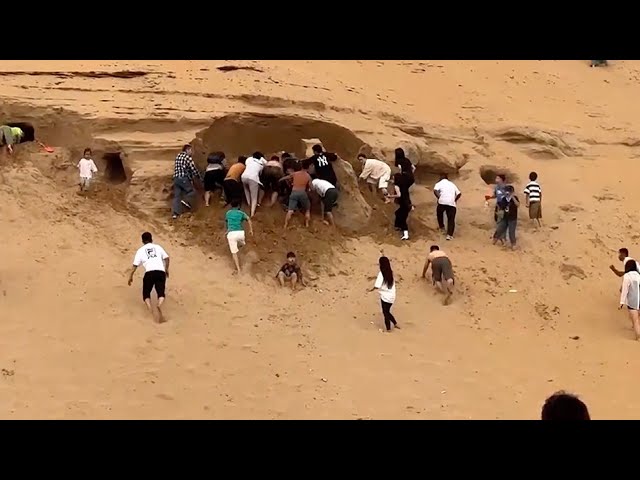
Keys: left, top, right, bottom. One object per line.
{"left": 0, "top": 60, "right": 639, "bottom": 419}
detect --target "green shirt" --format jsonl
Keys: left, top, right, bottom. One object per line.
{"left": 10, "top": 127, "right": 23, "bottom": 139}
{"left": 225, "top": 208, "right": 249, "bottom": 232}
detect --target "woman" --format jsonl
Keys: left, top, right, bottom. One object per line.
{"left": 620, "top": 260, "right": 640, "bottom": 340}
{"left": 203, "top": 151, "right": 227, "bottom": 207}
{"left": 394, "top": 148, "right": 416, "bottom": 188}
{"left": 241, "top": 151, "right": 267, "bottom": 217}
{"left": 387, "top": 172, "right": 412, "bottom": 241}
{"left": 369, "top": 256, "right": 400, "bottom": 333}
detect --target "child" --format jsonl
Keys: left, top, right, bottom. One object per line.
{"left": 225, "top": 199, "right": 254, "bottom": 274}
{"left": 204, "top": 151, "right": 227, "bottom": 207}
{"left": 77, "top": 148, "right": 98, "bottom": 192}
{"left": 368, "top": 256, "right": 400, "bottom": 332}
{"left": 276, "top": 252, "right": 306, "bottom": 290}
{"left": 493, "top": 185, "right": 519, "bottom": 249}
{"left": 524, "top": 171, "right": 542, "bottom": 227}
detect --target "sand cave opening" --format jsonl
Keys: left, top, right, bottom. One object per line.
{"left": 7, "top": 122, "right": 35, "bottom": 143}
{"left": 479, "top": 165, "right": 519, "bottom": 185}
{"left": 102, "top": 152, "right": 128, "bottom": 184}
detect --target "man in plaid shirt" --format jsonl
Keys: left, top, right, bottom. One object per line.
{"left": 172, "top": 144, "right": 203, "bottom": 219}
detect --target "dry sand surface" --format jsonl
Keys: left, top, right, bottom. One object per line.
{"left": 1, "top": 60, "right": 640, "bottom": 419}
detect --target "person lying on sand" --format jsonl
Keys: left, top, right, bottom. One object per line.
{"left": 357, "top": 154, "right": 392, "bottom": 202}
{"left": 311, "top": 177, "right": 339, "bottom": 227}
{"left": 280, "top": 161, "right": 312, "bottom": 229}
{"left": 128, "top": 232, "right": 170, "bottom": 323}
{"left": 204, "top": 151, "right": 227, "bottom": 207}
{"left": 421, "top": 245, "right": 455, "bottom": 305}
{"left": 368, "top": 255, "right": 400, "bottom": 333}
{"left": 0, "top": 125, "right": 24, "bottom": 155}
{"left": 225, "top": 199, "right": 254, "bottom": 275}
{"left": 276, "top": 252, "right": 307, "bottom": 291}
{"left": 77, "top": 148, "right": 98, "bottom": 193}
{"left": 609, "top": 248, "right": 640, "bottom": 278}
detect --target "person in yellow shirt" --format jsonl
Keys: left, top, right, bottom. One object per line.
{"left": 0, "top": 125, "right": 24, "bottom": 155}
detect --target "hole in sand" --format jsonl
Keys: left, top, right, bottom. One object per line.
{"left": 102, "top": 152, "right": 127, "bottom": 184}
{"left": 479, "top": 165, "right": 519, "bottom": 185}
{"left": 6, "top": 122, "right": 35, "bottom": 143}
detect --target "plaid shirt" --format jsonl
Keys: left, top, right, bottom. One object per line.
{"left": 173, "top": 152, "right": 202, "bottom": 181}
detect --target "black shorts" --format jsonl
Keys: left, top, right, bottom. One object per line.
{"left": 204, "top": 169, "right": 225, "bottom": 191}
{"left": 223, "top": 178, "right": 244, "bottom": 204}
{"left": 142, "top": 270, "right": 167, "bottom": 300}
{"left": 260, "top": 166, "right": 283, "bottom": 192}
{"left": 323, "top": 188, "right": 339, "bottom": 213}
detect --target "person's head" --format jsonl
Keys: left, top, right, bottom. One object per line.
{"left": 618, "top": 248, "right": 629, "bottom": 262}
{"left": 83, "top": 148, "right": 92, "bottom": 159}
{"left": 230, "top": 199, "right": 241, "bottom": 209}
{"left": 208, "top": 151, "right": 225, "bottom": 164}
{"left": 312, "top": 144, "right": 323, "bottom": 155}
{"left": 430, "top": 245, "right": 440, "bottom": 252}
{"left": 141, "top": 232, "right": 153, "bottom": 244}
{"left": 286, "top": 252, "right": 297, "bottom": 264}
{"left": 237, "top": 155, "right": 247, "bottom": 165}
{"left": 394, "top": 148, "right": 405, "bottom": 160}
{"left": 379, "top": 256, "right": 394, "bottom": 288}
{"left": 358, "top": 153, "right": 367, "bottom": 164}
{"left": 281, "top": 152, "right": 292, "bottom": 160}
{"left": 440, "top": 173, "right": 449, "bottom": 181}
{"left": 625, "top": 259, "right": 638, "bottom": 274}
{"left": 270, "top": 155, "right": 280, "bottom": 162}
{"left": 505, "top": 185, "right": 515, "bottom": 196}
{"left": 252, "top": 151, "right": 264, "bottom": 160}
{"left": 541, "top": 391, "right": 591, "bottom": 420}
{"left": 529, "top": 171, "right": 538, "bottom": 182}
{"left": 182, "top": 144, "right": 193, "bottom": 155}
{"left": 293, "top": 162, "right": 303, "bottom": 172}
{"left": 496, "top": 174, "right": 506, "bottom": 184}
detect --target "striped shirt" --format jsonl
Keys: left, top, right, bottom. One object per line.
{"left": 524, "top": 181, "right": 541, "bottom": 202}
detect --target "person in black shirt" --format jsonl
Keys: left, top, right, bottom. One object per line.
{"left": 394, "top": 148, "right": 416, "bottom": 188}
{"left": 387, "top": 172, "right": 413, "bottom": 241}
{"left": 308, "top": 144, "right": 338, "bottom": 187}
{"left": 492, "top": 185, "right": 519, "bottom": 249}
{"left": 276, "top": 252, "right": 306, "bottom": 291}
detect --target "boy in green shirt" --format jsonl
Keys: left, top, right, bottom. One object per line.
{"left": 225, "top": 199, "right": 254, "bottom": 274}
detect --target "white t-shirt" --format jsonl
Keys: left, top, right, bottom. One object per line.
{"left": 311, "top": 178, "right": 335, "bottom": 197}
{"left": 78, "top": 158, "right": 98, "bottom": 179}
{"left": 434, "top": 179, "right": 461, "bottom": 207}
{"left": 133, "top": 243, "right": 169, "bottom": 273}
{"left": 241, "top": 156, "right": 267, "bottom": 182}
{"left": 374, "top": 271, "right": 396, "bottom": 304}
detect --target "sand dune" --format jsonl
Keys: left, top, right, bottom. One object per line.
{"left": 0, "top": 60, "right": 639, "bottom": 419}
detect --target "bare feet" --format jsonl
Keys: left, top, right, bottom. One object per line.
{"left": 156, "top": 306, "right": 166, "bottom": 323}
{"left": 443, "top": 292, "right": 453, "bottom": 306}
{"left": 394, "top": 324, "right": 401, "bottom": 330}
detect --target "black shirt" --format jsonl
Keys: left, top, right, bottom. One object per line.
{"left": 499, "top": 195, "right": 519, "bottom": 220}
{"left": 309, "top": 152, "right": 337, "bottom": 185}
{"left": 395, "top": 173, "right": 412, "bottom": 208}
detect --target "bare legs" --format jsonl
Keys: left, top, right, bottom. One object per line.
{"left": 277, "top": 271, "right": 298, "bottom": 290}
{"left": 284, "top": 210, "right": 310, "bottom": 229}
{"left": 435, "top": 278, "right": 455, "bottom": 305}
{"left": 628, "top": 309, "right": 640, "bottom": 340}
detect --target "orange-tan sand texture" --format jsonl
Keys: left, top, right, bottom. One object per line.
{"left": 0, "top": 60, "right": 638, "bottom": 419}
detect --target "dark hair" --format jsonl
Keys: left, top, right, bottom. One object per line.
{"left": 252, "top": 151, "right": 264, "bottom": 159}
{"left": 182, "top": 144, "right": 192, "bottom": 152}
{"left": 497, "top": 174, "right": 506, "bottom": 182}
{"left": 620, "top": 248, "right": 629, "bottom": 257}
{"left": 312, "top": 144, "right": 323, "bottom": 154}
{"left": 141, "top": 232, "right": 153, "bottom": 244}
{"left": 394, "top": 148, "right": 406, "bottom": 160}
{"left": 440, "top": 173, "right": 449, "bottom": 180}
{"left": 83, "top": 148, "right": 92, "bottom": 156}
{"left": 231, "top": 199, "right": 241, "bottom": 208}
{"left": 270, "top": 155, "right": 280, "bottom": 162}
{"left": 286, "top": 252, "right": 296, "bottom": 259}
{"left": 430, "top": 245, "right": 440, "bottom": 252}
{"left": 283, "top": 157, "right": 298, "bottom": 172}
{"left": 237, "top": 156, "right": 247, "bottom": 165}
{"left": 281, "top": 152, "right": 292, "bottom": 159}
{"left": 379, "top": 256, "right": 394, "bottom": 289}
{"left": 625, "top": 260, "right": 638, "bottom": 274}
{"left": 541, "top": 391, "right": 591, "bottom": 420}
{"left": 293, "top": 162, "right": 303, "bottom": 172}
{"left": 357, "top": 153, "right": 366, "bottom": 159}
{"left": 207, "top": 152, "right": 225, "bottom": 164}
{"left": 529, "top": 171, "right": 538, "bottom": 181}
{"left": 505, "top": 185, "right": 515, "bottom": 193}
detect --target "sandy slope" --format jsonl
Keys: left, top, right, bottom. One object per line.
{"left": 1, "top": 60, "right": 640, "bottom": 419}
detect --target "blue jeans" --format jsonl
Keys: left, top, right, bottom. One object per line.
{"left": 172, "top": 177, "right": 195, "bottom": 216}
{"left": 494, "top": 217, "right": 517, "bottom": 245}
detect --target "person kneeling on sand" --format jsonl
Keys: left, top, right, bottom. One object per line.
{"left": 358, "top": 154, "right": 392, "bottom": 202}
{"left": 0, "top": 125, "right": 24, "bottom": 155}
{"left": 311, "top": 177, "right": 339, "bottom": 227}
{"left": 77, "top": 148, "right": 98, "bottom": 193}
{"left": 225, "top": 199, "right": 254, "bottom": 274}
{"left": 280, "top": 161, "right": 312, "bottom": 229}
{"left": 277, "top": 252, "right": 307, "bottom": 291}
{"left": 128, "top": 232, "right": 170, "bottom": 323}
{"left": 204, "top": 151, "right": 227, "bottom": 207}
{"left": 421, "top": 245, "right": 455, "bottom": 305}
{"left": 241, "top": 152, "right": 267, "bottom": 217}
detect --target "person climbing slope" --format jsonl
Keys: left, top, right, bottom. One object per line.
{"left": 172, "top": 144, "right": 202, "bottom": 219}
{"left": 241, "top": 152, "right": 267, "bottom": 217}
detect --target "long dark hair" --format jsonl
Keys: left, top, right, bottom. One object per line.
{"left": 625, "top": 260, "right": 638, "bottom": 274}
{"left": 394, "top": 148, "right": 406, "bottom": 161}
{"left": 379, "top": 256, "right": 394, "bottom": 288}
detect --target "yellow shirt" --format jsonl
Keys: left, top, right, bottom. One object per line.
{"left": 10, "top": 127, "right": 23, "bottom": 139}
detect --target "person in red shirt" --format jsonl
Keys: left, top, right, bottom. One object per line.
{"left": 279, "top": 161, "right": 312, "bottom": 229}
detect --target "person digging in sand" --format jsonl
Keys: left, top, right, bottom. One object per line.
{"left": 619, "top": 260, "right": 640, "bottom": 341}
{"left": 277, "top": 252, "right": 307, "bottom": 291}
{"left": 172, "top": 144, "right": 202, "bottom": 219}
{"left": 241, "top": 152, "right": 267, "bottom": 217}
{"left": 0, "top": 125, "right": 24, "bottom": 155}
{"left": 311, "top": 177, "right": 339, "bottom": 227}
{"left": 421, "top": 245, "right": 455, "bottom": 305}
{"left": 261, "top": 155, "right": 285, "bottom": 207}
{"left": 280, "top": 161, "right": 312, "bottom": 229}
{"left": 358, "top": 153, "right": 392, "bottom": 202}
{"left": 225, "top": 199, "right": 254, "bottom": 275}
{"left": 128, "top": 232, "right": 170, "bottom": 323}
{"left": 203, "top": 151, "right": 227, "bottom": 207}
{"left": 368, "top": 256, "right": 400, "bottom": 333}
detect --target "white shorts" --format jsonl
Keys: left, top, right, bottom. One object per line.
{"left": 367, "top": 170, "right": 391, "bottom": 190}
{"left": 80, "top": 177, "right": 92, "bottom": 188}
{"left": 227, "top": 230, "right": 246, "bottom": 254}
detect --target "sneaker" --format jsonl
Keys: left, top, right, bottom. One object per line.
{"left": 401, "top": 235, "right": 409, "bottom": 241}
{"left": 180, "top": 200, "right": 192, "bottom": 209}
{"left": 446, "top": 235, "right": 453, "bottom": 241}
{"left": 172, "top": 214, "right": 178, "bottom": 220}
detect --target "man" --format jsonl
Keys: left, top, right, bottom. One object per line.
{"left": 541, "top": 391, "right": 591, "bottom": 420}
{"left": 358, "top": 154, "right": 392, "bottom": 201}
{"left": 421, "top": 245, "right": 455, "bottom": 305}
{"left": 223, "top": 156, "right": 246, "bottom": 206}
{"left": 280, "top": 162, "right": 312, "bottom": 229}
{"left": 433, "top": 173, "right": 462, "bottom": 240}
{"left": 172, "top": 144, "right": 202, "bottom": 219}
{"left": 0, "top": 125, "right": 24, "bottom": 155}
{"left": 610, "top": 248, "right": 640, "bottom": 277}
{"left": 276, "top": 252, "right": 307, "bottom": 291}
{"left": 311, "top": 177, "right": 339, "bottom": 226}
{"left": 128, "top": 232, "right": 170, "bottom": 323}
{"left": 524, "top": 171, "right": 543, "bottom": 227}
{"left": 308, "top": 144, "right": 338, "bottom": 186}
{"left": 225, "top": 199, "right": 254, "bottom": 274}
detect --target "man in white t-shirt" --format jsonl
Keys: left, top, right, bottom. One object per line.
{"left": 433, "top": 173, "right": 462, "bottom": 240}
{"left": 128, "top": 232, "right": 170, "bottom": 323}
{"left": 358, "top": 154, "right": 392, "bottom": 201}
{"left": 77, "top": 147, "right": 98, "bottom": 193}
{"left": 311, "top": 178, "right": 339, "bottom": 227}
{"left": 241, "top": 152, "right": 267, "bottom": 217}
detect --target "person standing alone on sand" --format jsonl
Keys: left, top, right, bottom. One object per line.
{"left": 128, "top": 232, "right": 170, "bottom": 323}
{"left": 225, "top": 199, "right": 254, "bottom": 274}
{"left": 368, "top": 256, "right": 400, "bottom": 333}
{"left": 620, "top": 260, "right": 640, "bottom": 340}
{"left": 0, "top": 125, "right": 24, "bottom": 155}
{"left": 421, "top": 245, "right": 455, "bottom": 305}
{"left": 524, "top": 171, "right": 543, "bottom": 227}
{"left": 276, "top": 252, "right": 306, "bottom": 291}
{"left": 77, "top": 148, "right": 98, "bottom": 193}
{"left": 433, "top": 173, "right": 462, "bottom": 241}
{"left": 172, "top": 144, "right": 202, "bottom": 219}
